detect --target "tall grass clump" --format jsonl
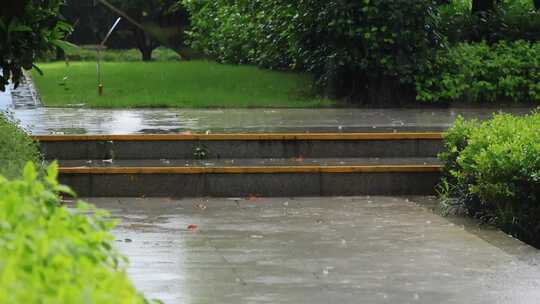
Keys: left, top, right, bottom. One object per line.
{"left": 0, "top": 112, "right": 41, "bottom": 179}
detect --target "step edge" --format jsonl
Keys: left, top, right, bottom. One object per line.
{"left": 59, "top": 165, "right": 443, "bottom": 174}
{"left": 34, "top": 132, "right": 443, "bottom": 142}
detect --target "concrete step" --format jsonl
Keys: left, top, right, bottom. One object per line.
{"left": 57, "top": 157, "right": 442, "bottom": 197}
{"left": 34, "top": 133, "right": 443, "bottom": 160}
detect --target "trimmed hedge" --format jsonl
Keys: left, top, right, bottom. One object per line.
{"left": 416, "top": 41, "right": 540, "bottom": 104}
{"left": 439, "top": 113, "right": 540, "bottom": 246}
{"left": 0, "top": 163, "right": 154, "bottom": 303}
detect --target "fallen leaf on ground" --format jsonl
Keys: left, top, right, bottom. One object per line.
{"left": 187, "top": 224, "right": 198, "bottom": 231}
{"left": 246, "top": 194, "right": 258, "bottom": 202}
{"left": 293, "top": 155, "right": 305, "bottom": 162}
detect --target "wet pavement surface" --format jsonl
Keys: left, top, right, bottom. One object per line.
{"left": 6, "top": 107, "right": 537, "bottom": 135}
{"left": 0, "top": 86, "right": 11, "bottom": 109}
{"left": 86, "top": 196, "right": 540, "bottom": 304}
{"left": 59, "top": 157, "right": 441, "bottom": 168}
{"left": 2, "top": 77, "right": 539, "bottom": 134}
{"left": 2, "top": 79, "right": 537, "bottom": 134}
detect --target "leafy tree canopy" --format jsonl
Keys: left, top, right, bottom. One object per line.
{"left": 0, "top": 0, "right": 71, "bottom": 91}
{"left": 99, "top": 0, "right": 189, "bottom": 61}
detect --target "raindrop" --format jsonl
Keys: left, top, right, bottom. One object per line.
{"left": 195, "top": 203, "right": 207, "bottom": 211}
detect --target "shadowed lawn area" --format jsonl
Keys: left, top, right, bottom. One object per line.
{"left": 31, "top": 61, "right": 334, "bottom": 108}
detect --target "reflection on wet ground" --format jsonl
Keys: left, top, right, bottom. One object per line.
{"left": 5, "top": 107, "right": 538, "bottom": 135}
{"left": 86, "top": 196, "right": 540, "bottom": 304}
{"left": 2, "top": 79, "right": 537, "bottom": 134}
{"left": 0, "top": 87, "right": 11, "bottom": 109}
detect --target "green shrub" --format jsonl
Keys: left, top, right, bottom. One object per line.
{"left": 440, "top": 113, "right": 540, "bottom": 246}
{"left": 0, "top": 112, "right": 41, "bottom": 179}
{"left": 184, "top": 0, "right": 441, "bottom": 103}
{"left": 416, "top": 40, "right": 540, "bottom": 103}
{"left": 0, "top": 162, "right": 154, "bottom": 303}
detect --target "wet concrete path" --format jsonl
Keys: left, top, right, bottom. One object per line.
{"left": 87, "top": 196, "right": 540, "bottom": 304}
{"left": 8, "top": 107, "right": 537, "bottom": 134}
{"left": 2, "top": 78, "right": 538, "bottom": 134}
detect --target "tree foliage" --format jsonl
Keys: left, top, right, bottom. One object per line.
{"left": 103, "top": 0, "right": 189, "bottom": 61}
{"left": 184, "top": 0, "right": 442, "bottom": 104}
{"left": 0, "top": 0, "right": 70, "bottom": 91}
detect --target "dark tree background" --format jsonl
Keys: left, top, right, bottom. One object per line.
{"left": 61, "top": 0, "right": 189, "bottom": 61}
{"left": 0, "top": 0, "right": 70, "bottom": 91}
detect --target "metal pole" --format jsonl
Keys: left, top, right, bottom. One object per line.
{"left": 97, "top": 47, "right": 103, "bottom": 96}
{"left": 96, "top": 17, "right": 121, "bottom": 96}
{"left": 101, "top": 17, "right": 122, "bottom": 46}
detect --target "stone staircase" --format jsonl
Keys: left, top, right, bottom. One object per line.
{"left": 34, "top": 133, "right": 444, "bottom": 197}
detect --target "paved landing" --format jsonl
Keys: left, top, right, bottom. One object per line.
{"left": 4, "top": 107, "right": 536, "bottom": 134}
{"left": 86, "top": 197, "right": 540, "bottom": 304}
{"left": 0, "top": 85, "right": 12, "bottom": 109}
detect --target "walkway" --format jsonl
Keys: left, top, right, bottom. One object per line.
{"left": 4, "top": 106, "right": 537, "bottom": 135}
{"left": 87, "top": 196, "right": 540, "bottom": 304}
{"left": 1, "top": 80, "right": 536, "bottom": 134}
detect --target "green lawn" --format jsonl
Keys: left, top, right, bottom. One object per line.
{"left": 31, "top": 61, "right": 334, "bottom": 108}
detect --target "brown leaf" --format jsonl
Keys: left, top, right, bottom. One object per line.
{"left": 246, "top": 194, "right": 258, "bottom": 202}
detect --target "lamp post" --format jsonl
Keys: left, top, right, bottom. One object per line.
{"left": 97, "top": 17, "right": 122, "bottom": 96}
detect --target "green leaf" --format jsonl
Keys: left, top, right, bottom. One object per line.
{"left": 22, "top": 162, "right": 37, "bottom": 182}
{"left": 10, "top": 25, "right": 33, "bottom": 33}
{"left": 32, "top": 64, "right": 44, "bottom": 76}
{"left": 51, "top": 39, "right": 79, "bottom": 51}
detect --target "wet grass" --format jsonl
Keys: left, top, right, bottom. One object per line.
{"left": 31, "top": 61, "right": 334, "bottom": 108}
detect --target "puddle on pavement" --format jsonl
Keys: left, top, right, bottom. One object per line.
{"left": 2, "top": 101, "right": 537, "bottom": 135}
